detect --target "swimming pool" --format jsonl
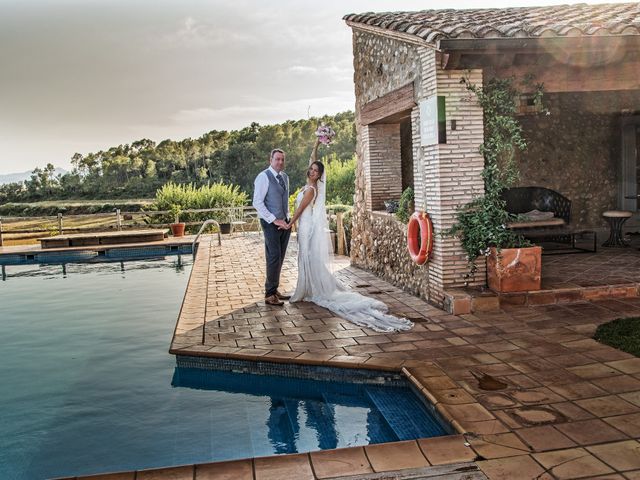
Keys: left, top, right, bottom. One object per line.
{"left": 0, "top": 252, "right": 449, "bottom": 479}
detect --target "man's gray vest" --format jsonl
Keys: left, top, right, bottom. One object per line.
{"left": 264, "top": 169, "right": 289, "bottom": 220}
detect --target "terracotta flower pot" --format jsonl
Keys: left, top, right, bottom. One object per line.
{"left": 487, "top": 246, "right": 542, "bottom": 293}
{"left": 170, "top": 222, "right": 186, "bottom": 237}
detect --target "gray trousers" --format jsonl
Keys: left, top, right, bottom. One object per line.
{"left": 261, "top": 219, "right": 291, "bottom": 296}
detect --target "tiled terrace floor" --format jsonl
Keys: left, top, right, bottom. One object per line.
{"left": 111, "top": 234, "right": 640, "bottom": 479}
{"left": 542, "top": 242, "right": 640, "bottom": 290}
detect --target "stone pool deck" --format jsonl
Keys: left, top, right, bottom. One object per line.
{"left": 86, "top": 234, "right": 640, "bottom": 479}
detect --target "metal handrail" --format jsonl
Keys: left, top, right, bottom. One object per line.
{"left": 192, "top": 219, "right": 222, "bottom": 257}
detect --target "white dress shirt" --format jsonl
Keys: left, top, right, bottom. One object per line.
{"left": 253, "top": 166, "right": 288, "bottom": 223}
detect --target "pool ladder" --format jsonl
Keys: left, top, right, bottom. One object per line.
{"left": 192, "top": 219, "right": 222, "bottom": 258}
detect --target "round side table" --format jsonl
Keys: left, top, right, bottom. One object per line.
{"left": 602, "top": 210, "right": 633, "bottom": 247}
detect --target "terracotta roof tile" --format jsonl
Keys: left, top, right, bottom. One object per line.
{"left": 343, "top": 3, "right": 640, "bottom": 45}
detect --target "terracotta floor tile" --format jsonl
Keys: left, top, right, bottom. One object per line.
{"left": 620, "top": 391, "right": 640, "bottom": 408}
{"left": 551, "top": 401, "right": 596, "bottom": 421}
{"left": 254, "top": 453, "right": 314, "bottom": 480}
{"left": 568, "top": 363, "right": 625, "bottom": 380}
{"left": 420, "top": 375, "right": 459, "bottom": 391}
{"left": 603, "top": 412, "right": 640, "bottom": 437}
{"left": 460, "top": 415, "right": 511, "bottom": 432}
{"left": 418, "top": 434, "right": 477, "bottom": 465}
{"left": 548, "top": 382, "right": 608, "bottom": 400}
{"left": 533, "top": 448, "right": 615, "bottom": 479}
{"left": 364, "top": 440, "right": 429, "bottom": 472}
{"left": 137, "top": 466, "right": 194, "bottom": 480}
{"left": 310, "top": 447, "right": 372, "bottom": 479}
{"left": 575, "top": 395, "right": 640, "bottom": 417}
{"left": 607, "top": 359, "right": 640, "bottom": 375}
{"left": 515, "top": 425, "right": 577, "bottom": 452}
{"left": 587, "top": 440, "right": 640, "bottom": 472}
{"left": 195, "top": 459, "right": 253, "bottom": 480}
{"left": 592, "top": 376, "right": 640, "bottom": 394}
{"left": 477, "top": 454, "right": 551, "bottom": 480}
{"left": 468, "top": 432, "right": 531, "bottom": 459}
{"left": 443, "top": 403, "right": 495, "bottom": 423}
{"left": 556, "top": 418, "right": 629, "bottom": 445}
{"left": 433, "top": 388, "right": 476, "bottom": 405}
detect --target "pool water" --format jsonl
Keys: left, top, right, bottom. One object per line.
{"left": 0, "top": 255, "right": 448, "bottom": 480}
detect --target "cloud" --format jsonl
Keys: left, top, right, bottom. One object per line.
{"left": 287, "top": 65, "right": 319, "bottom": 74}
{"left": 171, "top": 93, "right": 353, "bottom": 126}
{"left": 160, "top": 16, "right": 256, "bottom": 49}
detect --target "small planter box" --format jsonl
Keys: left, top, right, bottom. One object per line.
{"left": 487, "top": 246, "right": 542, "bottom": 293}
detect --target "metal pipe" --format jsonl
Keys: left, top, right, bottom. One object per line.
{"left": 192, "top": 219, "right": 221, "bottom": 258}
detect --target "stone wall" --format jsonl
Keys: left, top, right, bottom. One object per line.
{"left": 350, "top": 29, "right": 486, "bottom": 306}
{"left": 351, "top": 211, "right": 429, "bottom": 297}
{"left": 518, "top": 91, "right": 640, "bottom": 229}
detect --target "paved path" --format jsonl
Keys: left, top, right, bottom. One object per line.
{"left": 161, "top": 234, "right": 640, "bottom": 479}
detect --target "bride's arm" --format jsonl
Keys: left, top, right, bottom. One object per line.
{"left": 309, "top": 138, "right": 320, "bottom": 166}
{"left": 289, "top": 187, "right": 316, "bottom": 226}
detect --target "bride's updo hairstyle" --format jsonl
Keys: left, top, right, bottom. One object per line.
{"left": 308, "top": 161, "right": 325, "bottom": 181}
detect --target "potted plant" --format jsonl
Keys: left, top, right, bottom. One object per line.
{"left": 169, "top": 204, "right": 186, "bottom": 237}
{"left": 447, "top": 77, "right": 545, "bottom": 293}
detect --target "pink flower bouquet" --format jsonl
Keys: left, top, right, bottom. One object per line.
{"left": 315, "top": 124, "right": 336, "bottom": 145}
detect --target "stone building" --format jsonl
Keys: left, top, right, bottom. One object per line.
{"left": 343, "top": 3, "right": 640, "bottom": 310}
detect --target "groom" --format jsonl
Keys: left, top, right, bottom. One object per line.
{"left": 252, "top": 148, "right": 292, "bottom": 306}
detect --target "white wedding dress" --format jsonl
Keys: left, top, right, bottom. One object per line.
{"left": 290, "top": 175, "right": 413, "bottom": 333}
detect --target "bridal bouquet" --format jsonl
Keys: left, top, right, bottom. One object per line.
{"left": 315, "top": 124, "right": 336, "bottom": 145}
{"left": 311, "top": 124, "right": 336, "bottom": 163}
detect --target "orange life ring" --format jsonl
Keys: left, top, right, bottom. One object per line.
{"left": 407, "top": 211, "right": 434, "bottom": 265}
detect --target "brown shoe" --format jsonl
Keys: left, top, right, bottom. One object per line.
{"left": 265, "top": 294, "right": 284, "bottom": 306}
{"left": 276, "top": 290, "right": 291, "bottom": 300}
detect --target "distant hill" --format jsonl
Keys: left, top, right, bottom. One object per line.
{"left": 0, "top": 168, "right": 67, "bottom": 185}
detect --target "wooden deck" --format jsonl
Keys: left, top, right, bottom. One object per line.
{"left": 38, "top": 229, "right": 168, "bottom": 248}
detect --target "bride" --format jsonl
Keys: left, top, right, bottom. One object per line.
{"left": 287, "top": 136, "right": 413, "bottom": 333}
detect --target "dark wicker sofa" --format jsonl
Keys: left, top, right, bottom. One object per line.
{"left": 502, "top": 186, "right": 596, "bottom": 253}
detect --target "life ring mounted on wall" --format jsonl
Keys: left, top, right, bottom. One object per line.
{"left": 407, "top": 211, "right": 434, "bottom": 265}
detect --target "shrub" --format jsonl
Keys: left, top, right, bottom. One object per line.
{"left": 446, "top": 76, "right": 543, "bottom": 274}
{"left": 151, "top": 182, "right": 248, "bottom": 226}
{"left": 325, "top": 154, "right": 356, "bottom": 205}
{"left": 395, "top": 187, "right": 414, "bottom": 224}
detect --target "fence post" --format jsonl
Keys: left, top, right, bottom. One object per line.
{"left": 0, "top": 219, "right": 3, "bottom": 247}
{"left": 58, "top": 213, "right": 63, "bottom": 235}
{"left": 116, "top": 209, "right": 122, "bottom": 231}
{"left": 336, "top": 212, "right": 345, "bottom": 256}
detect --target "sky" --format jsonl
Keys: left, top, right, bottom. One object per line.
{"left": 0, "top": 0, "right": 627, "bottom": 174}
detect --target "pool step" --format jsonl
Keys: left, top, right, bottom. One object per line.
{"left": 365, "top": 387, "right": 447, "bottom": 440}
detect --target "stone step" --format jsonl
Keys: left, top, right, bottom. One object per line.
{"left": 444, "top": 283, "right": 640, "bottom": 314}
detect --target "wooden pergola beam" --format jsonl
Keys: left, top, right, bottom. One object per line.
{"left": 360, "top": 83, "right": 416, "bottom": 125}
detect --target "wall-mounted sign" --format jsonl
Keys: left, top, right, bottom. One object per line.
{"left": 419, "top": 96, "right": 438, "bottom": 146}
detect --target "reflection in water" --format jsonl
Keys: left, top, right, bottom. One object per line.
{"left": 267, "top": 398, "right": 338, "bottom": 454}
{"left": 169, "top": 366, "right": 435, "bottom": 453}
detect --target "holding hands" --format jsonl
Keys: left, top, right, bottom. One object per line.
{"left": 274, "top": 218, "right": 291, "bottom": 230}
